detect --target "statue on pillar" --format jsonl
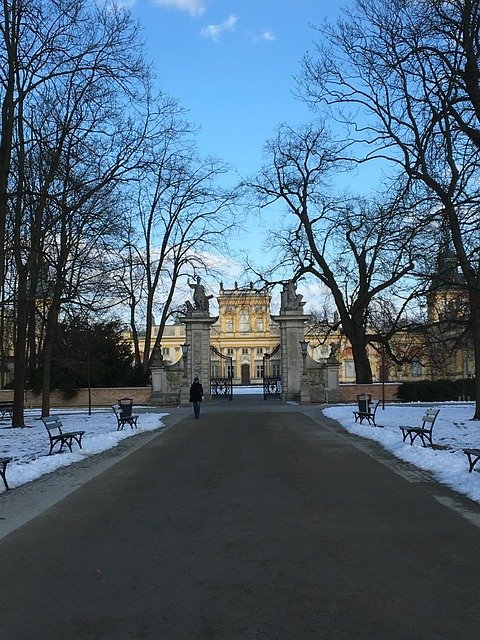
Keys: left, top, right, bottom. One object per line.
{"left": 150, "top": 344, "right": 164, "bottom": 367}
{"left": 328, "top": 342, "right": 340, "bottom": 363}
{"left": 280, "top": 280, "right": 305, "bottom": 313}
{"left": 187, "top": 276, "right": 213, "bottom": 314}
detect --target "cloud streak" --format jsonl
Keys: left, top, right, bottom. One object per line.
{"left": 256, "top": 29, "right": 276, "bottom": 42}
{"left": 201, "top": 14, "right": 238, "bottom": 41}
{"left": 154, "top": 0, "right": 206, "bottom": 17}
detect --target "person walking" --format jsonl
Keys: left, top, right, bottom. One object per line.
{"left": 189, "top": 377, "right": 204, "bottom": 419}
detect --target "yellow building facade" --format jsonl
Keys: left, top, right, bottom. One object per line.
{"left": 136, "top": 278, "right": 471, "bottom": 386}
{"left": 148, "top": 284, "right": 282, "bottom": 386}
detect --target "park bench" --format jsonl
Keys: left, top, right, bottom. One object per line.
{"left": 399, "top": 409, "right": 440, "bottom": 448}
{"left": 0, "top": 400, "right": 14, "bottom": 419}
{"left": 0, "top": 456, "right": 12, "bottom": 490}
{"left": 463, "top": 448, "right": 480, "bottom": 473}
{"left": 111, "top": 404, "right": 138, "bottom": 431}
{"left": 353, "top": 399, "right": 381, "bottom": 426}
{"left": 41, "top": 416, "right": 85, "bottom": 456}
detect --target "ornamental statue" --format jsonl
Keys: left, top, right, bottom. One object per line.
{"left": 187, "top": 276, "right": 213, "bottom": 313}
{"left": 280, "top": 280, "right": 305, "bottom": 313}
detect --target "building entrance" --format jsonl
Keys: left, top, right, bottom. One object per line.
{"left": 241, "top": 363, "right": 250, "bottom": 385}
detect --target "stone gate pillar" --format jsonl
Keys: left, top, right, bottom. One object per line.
{"left": 271, "top": 281, "right": 310, "bottom": 401}
{"left": 180, "top": 278, "right": 217, "bottom": 403}
{"left": 324, "top": 344, "right": 341, "bottom": 403}
{"left": 180, "top": 312, "right": 217, "bottom": 401}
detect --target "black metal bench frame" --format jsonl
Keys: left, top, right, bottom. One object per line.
{"left": 399, "top": 409, "right": 440, "bottom": 447}
{"left": 353, "top": 399, "right": 380, "bottom": 426}
{"left": 41, "top": 416, "right": 85, "bottom": 455}
{"left": 111, "top": 405, "right": 138, "bottom": 431}
{"left": 0, "top": 401, "right": 13, "bottom": 419}
{"left": 0, "top": 456, "right": 12, "bottom": 490}
{"left": 463, "top": 448, "right": 480, "bottom": 473}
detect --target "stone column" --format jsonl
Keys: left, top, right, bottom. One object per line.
{"left": 271, "top": 281, "right": 310, "bottom": 402}
{"left": 180, "top": 311, "right": 218, "bottom": 402}
{"left": 324, "top": 361, "right": 341, "bottom": 403}
{"left": 272, "top": 311, "right": 310, "bottom": 401}
{"left": 300, "top": 371, "right": 311, "bottom": 404}
{"left": 150, "top": 347, "right": 168, "bottom": 404}
{"left": 150, "top": 362, "right": 168, "bottom": 403}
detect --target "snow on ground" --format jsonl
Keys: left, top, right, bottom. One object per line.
{"left": 323, "top": 403, "right": 480, "bottom": 504}
{"left": 1, "top": 401, "right": 480, "bottom": 507}
{"left": 0, "top": 408, "right": 168, "bottom": 493}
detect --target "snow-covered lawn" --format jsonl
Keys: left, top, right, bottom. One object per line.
{"left": 0, "top": 408, "right": 167, "bottom": 493}
{"left": 323, "top": 403, "right": 480, "bottom": 504}
{"left": 2, "top": 402, "right": 480, "bottom": 507}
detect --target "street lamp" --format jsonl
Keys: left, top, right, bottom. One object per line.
{"left": 299, "top": 339, "right": 309, "bottom": 375}
{"left": 181, "top": 343, "right": 190, "bottom": 378}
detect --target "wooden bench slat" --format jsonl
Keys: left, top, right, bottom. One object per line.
{"left": 41, "top": 416, "right": 85, "bottom": 455}
{"left": 399, "top": 409, "right": 440, "bottom": 447}
{"left": 111, "top": 405, "right": 138, "bottom": 431}
{"left": 353, "top": 400, "right": 381, "bottom": 426}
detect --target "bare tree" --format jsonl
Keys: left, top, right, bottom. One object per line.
{"left": 249, "top": 122, "right": 425, "bottom": 383}
{"left": 123, "top": 139, "right": 239, "bottom": 372}
{"left": 2, "top": 0, "right": 152, "bottom": 425}
{"left": 300, "top": 0, "right": 480, "bottom": 416}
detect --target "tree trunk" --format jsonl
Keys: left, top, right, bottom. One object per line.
{"left": 40, "top": 298, "right": 61, "bottom": 418}
{"left": 40, "top": 337, "right": 53, "bottom": 418}
{"left": 12, "top": 270, "right": 27, "bottom": 427}
{"left": 340, "top": 310, "right": 373, "bottom": 384}
{"left": 468, "top": 289, "right": 480, "bottom": 420}
{"left": 0, "top": 0, "right": 17, "bottom": 303}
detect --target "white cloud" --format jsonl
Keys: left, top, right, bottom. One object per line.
{"left": 200, "top": 14, "right": 238, "bottom": 41}
{"left": 248, "top": 28, "right": 277, "bottom": 44}
{"left": 154, "top": 0, "right": 206, "bottom": 17}
{"left": 258, "top": 29, "right": 276, "bottom": 42}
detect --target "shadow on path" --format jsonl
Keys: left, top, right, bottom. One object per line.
{"left": 1, "top": 403, "right": 480, "bottom": 639}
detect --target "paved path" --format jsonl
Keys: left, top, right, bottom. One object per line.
{"left": 1, "top": 397, "right": 480, "bottom": 639}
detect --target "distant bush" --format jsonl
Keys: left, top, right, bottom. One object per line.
{"left": 396, "top": 379, "right": 476, "bottom": 402}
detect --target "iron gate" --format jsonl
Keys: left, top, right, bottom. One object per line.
{"left": 263, "top": 344, "right": 282, "bottom": 399}
{"left": 210, "top": 345, "right": 233, "bottom": 401}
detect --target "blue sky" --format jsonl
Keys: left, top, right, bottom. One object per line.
{"left": 122, "top": 0, "right": 351, "bottom": 296}
{"left": 128, "top": 0, "right": 346, "bottom": 179}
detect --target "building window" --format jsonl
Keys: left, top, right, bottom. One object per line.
{"left": 227, "top": 362, "right": 235, "bottom": 378}
{"left": 239, "top": 311, "right": 249, "bottom": 333}
{"left": 272, "top": 362, "right": 281, "bottom": 377}
{"left": 256, "top": 318, "right": 264, "bottom": 332}
{"left": 255, "top": 363, "right": 264, "bottom": 378}
{"left": 226, "top": 348, "right": 234, "bottom": 355}
{"left": 211, "top": 363, "right": 219, "bottom": 378}
{"left": 256, "top": 347, "right": 263, "bottom": 355}
{"left": 225, "top": 318, "right": 234, "bottom": 332}
{"left": 162, "top": 347, "right": 169, "bottom": 356}
{"left": 344, "top": 360, "right": 355, "bottom": 378}
{"left": 411, "top": 361, "right": 423, "bottom": 376}
{"left": 242, "top": 348, "right": 249, "bottom": 355}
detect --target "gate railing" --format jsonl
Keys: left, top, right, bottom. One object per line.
{"left": 210, "top": 345, "right": 233, "bottom": 401}
{"left": 263, "top": 344, "right": 282, "bottom": 400}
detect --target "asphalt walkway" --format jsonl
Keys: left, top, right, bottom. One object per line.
{"left": 1, "top": 396, "right": 480, "bottom": 639}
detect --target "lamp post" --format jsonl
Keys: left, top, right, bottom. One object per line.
{"left": 181, "top": 343, "right": 190, "bottom": 379}
{"left": 299, "top": 339, "right": 309, "bottom": 375}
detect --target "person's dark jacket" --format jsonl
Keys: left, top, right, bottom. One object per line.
{"left": 189, "top": 382, "right": 203, "bottom": 402}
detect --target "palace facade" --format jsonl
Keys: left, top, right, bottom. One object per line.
{"left": 133, "top": 279, "right": 472, "bottom": 386}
